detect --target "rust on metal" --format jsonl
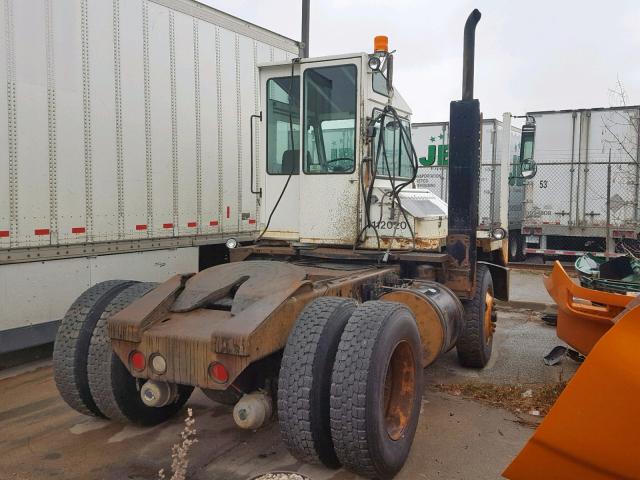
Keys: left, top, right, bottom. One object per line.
{"left": 484, "top": 291, "right": 495, "bottom": 344}
{"left": 109, "top": 260, "right": 400, "bottom": 389}
{"left": 381, "top": 283, "right": 463, "bottom": 367}
{"left": 383, "top": 340, "right": 416, "bottom": 441}
{"left": 108, "top": 274, "right": 192, "bottom": 342}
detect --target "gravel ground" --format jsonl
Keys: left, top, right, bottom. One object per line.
{"left": 0, "top": 270, "right": 579, "bottom": 480}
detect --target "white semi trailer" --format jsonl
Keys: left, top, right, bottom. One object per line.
{"left": 512, "top": 106, "right": 640, "bottom": 259}
{"left": 0, "top": 0, "right": 299, "bottom": 353}
{"left": 412, "top": 113, "right": 523, "bottom": 260}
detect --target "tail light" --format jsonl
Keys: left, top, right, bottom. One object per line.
{"left": 129, "top": 350, "right": 146, "bottom": 371}
{"left": 208, "top": 362, "right": 229, "bottom": 384}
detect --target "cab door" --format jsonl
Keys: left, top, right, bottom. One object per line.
{"left": 258, "top": 64, "right": 301, "bottom": 240}
{"left": 298, "top": 58, "right": 362, "bottom": 245}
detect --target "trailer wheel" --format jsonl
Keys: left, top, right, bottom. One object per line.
{"left": 508, "top": 231, "right": 519, "bottom": 262}
{"left": 53, "top": 280, "right": 137, "bottom": 417}
{"left": 456, "top": 265, "right": 495, "bottom": 368}
{"left": 330, "top": 301, "right": 423, "bottom": 479}
{"left": 278, "top": 297, "right": 357, "bottom": 468}
{"left": 87, "top": 282, "right": 193, "bottom": 426}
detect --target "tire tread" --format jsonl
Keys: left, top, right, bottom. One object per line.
{"left": 53, "top": 280, "right": 136, "bottom": 417}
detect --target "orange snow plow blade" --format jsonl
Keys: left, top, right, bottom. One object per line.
{"left": 543, "top": 261, "right": 633, "bottom": 355}
{"left": 503, "top": 301, "right": 640, "bottom": 479}
{"left": 503, "top": 265, "right": 640, "bottom": 480}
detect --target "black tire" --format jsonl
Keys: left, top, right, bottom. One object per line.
{"left": 456, "top": 265, "right": 495, "bottom": 368}
{"left": 202, "top": 387, "right": 242, "bottom": 406}
{"left": 330, "top": 301, "right": 423, "bottom": 479}
{"left": 278, "top": 297, "right": 358, "bottom": 469}
{"left": 508, "top": 230, "right": 526, "bottom": 262}
{"left": 53, "top": 280, "right": 137, "bottom": 417}
{"left": 508, "top": 231, "right": 519, "bottom": 262}
{"left": 87, "top": 282, "right": 193, "bottom": 426}
{"left": 518, "top": 232, "right": 527, "bottom": 261}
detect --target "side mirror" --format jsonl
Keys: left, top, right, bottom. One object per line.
{"left": 520, "top": 159, "right": 537, "bottom": 179}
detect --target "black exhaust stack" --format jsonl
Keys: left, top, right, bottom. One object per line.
{"left": 447, "top": 9, "right": 481, "bottom": 298}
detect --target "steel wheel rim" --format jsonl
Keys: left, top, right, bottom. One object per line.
{"left": 383, "top": 340, "right": 416, "bottom": 441}
{"left": 484, "top": 291, "right": 495, "bottom": 345}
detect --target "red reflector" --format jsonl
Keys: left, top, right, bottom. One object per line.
{"left": 248, "top": 219, "right": 256, "bottom": 225}
{"left": 35, "top": 228, "right": 50, "bottom": 236}
{"left": 226, "top": 206, "right": 230, "bottom": 219}
{"left": 0, "top": 230, "right": 9, "bottom": 238}
{"left": 187, "top": 221, "right": 197, "bottom": 228}
{"left": 130, "top": 351, "right": 146, "bottom": 371}
{"left": 71, "top": 227, "right": 86, "bottom": 234}
{"left": 208, "top": 362, "right": 228, "bottom": 383}
{"left": 136, "top": 224, "right": 147, "bottom": 231}
{"left": 209, "top": 220, "right": 219, "bottom": 226}
{"left": 163, "top": 223, "right": 173, "bottom": 229}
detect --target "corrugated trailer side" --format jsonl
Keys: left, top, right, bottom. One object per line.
{"left": 0, "top": 0, "right": 299, "bottom": 352}
{"left": 520, "top": 106, "right": 640, "bottom": 256}
{"left": 412, "top": 118, "right": 521, "bottom": 231}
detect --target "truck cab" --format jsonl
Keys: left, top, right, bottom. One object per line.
{"left": 257, "top": 46, "right": 447, "bottom": 250}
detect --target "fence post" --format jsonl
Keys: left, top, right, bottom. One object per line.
{"left": 606, "top": 149, "right": 613, "bottom": 254}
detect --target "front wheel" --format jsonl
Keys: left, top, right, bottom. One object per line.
{"left": 456, "top": 265, "right": 495, "bottom": 368}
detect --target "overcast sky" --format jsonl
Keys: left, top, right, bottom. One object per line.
{"left": 201, "top": 0, "right": 640, "bottom": 122}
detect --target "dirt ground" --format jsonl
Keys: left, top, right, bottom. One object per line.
{"left": 0, "top": 280, "right": 580, "bottom": 480}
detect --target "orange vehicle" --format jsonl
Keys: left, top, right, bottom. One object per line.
{"left": 544, "top": 261, "right": 633, "bottom": 355}
{"left": 504, "top": 262, "right": 640, "bottom": 479}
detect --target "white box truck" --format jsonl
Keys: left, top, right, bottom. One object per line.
{"left": 511, "top": 106, "right": 640, "bottom": 259}
{"left": 412, "top": 113, "right": 523, "bottom": 260}
{"left": 0, "top": 0, "right": 299, "bottom": 352}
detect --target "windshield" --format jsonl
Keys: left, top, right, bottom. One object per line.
{"left": 375, "top": 114, "right": 413, "bottom": 179}
{"left": 303, "top": 64, "right": 357, "bottom": 174}
{"left": 266, "top": 76, "right": 300, "bottom": 175}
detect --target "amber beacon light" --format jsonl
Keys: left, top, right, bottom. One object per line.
{"left": 374, "top": 35, "right": 388, "bottom": 53}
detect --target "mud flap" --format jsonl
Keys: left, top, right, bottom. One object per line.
{"left": 503, "top": 301, "right": 640, "bottom": 479}
{"left": 477, "top": 261, "right": 509, "bottom": 301}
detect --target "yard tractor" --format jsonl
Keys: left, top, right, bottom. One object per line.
{"left": 53, "top": 10, "right": 507, "bottom": 479}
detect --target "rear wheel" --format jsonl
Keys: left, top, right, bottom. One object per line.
{"left": 87, "top": 282, "right": 193, "bottom": 426}
{"left": 278, "top": 297, "right": 357, "bottom": 468}
{"left": 330, "top": 301, "right": 423, "bottom": 479}
{"left": 456, "top": 265, "right": 495, "bottom": 368}
{"left": 53, "top": 280, "right": 136, "bottom": 417}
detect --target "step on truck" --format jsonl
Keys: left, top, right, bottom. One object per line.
{"left": 53, "top": 9, "right": 508, "bottom": 479}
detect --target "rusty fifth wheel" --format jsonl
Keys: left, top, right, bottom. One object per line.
{"left": 456, "top": 265, "right": 495, "bottom": 368}
{"left": 330, "top": 301, "right": 423, "bottom": 479}
{"left": 278, "top": 297, "right": 358, "bottom": 468}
